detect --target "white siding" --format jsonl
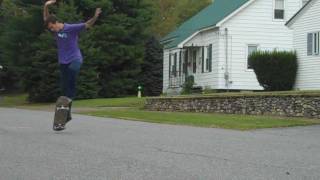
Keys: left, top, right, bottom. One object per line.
{"left": 290, "top": 0, "right": 320, "bottom": 90}
{"left": 219, "top": 0, "right": 301, "bottom": 90}
{"left": 163, "top": 49, "right": 170, "bottom": 92}
{"left": 163, "top": 0, "right": 304, "bottom": 92}
{"left": 183, "top": 29, "right": 220, "bottom": 89}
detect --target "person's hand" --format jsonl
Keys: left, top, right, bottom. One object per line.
{"left": 95, "top": 8, "right": 102, "bottom": 18}
{"left": 45, "top": 0, "right": 56, "bottom": 6}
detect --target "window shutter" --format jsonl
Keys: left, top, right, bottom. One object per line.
{"left": 169, "top": 53, "right": 172, "bottom": 77}
{"left": 209, "top": 44, "right": 212, "bottom": 72}
{"left": 193, "top": 50, "right": 197, "bottom": 74}
{"left": 307, "top": 33, "right": 313, "bottom": 56}
{"left": 174, "top": 53, "right": 177, "bottom": 77}
{"left": 183, "top": 49, "right": 188, "bottom": 74}
{"left": 179, "top": 51, "right": 182, "bottom": 76}
{"left": 202, "top": 47, "right": 205, "bottom": 73}
{"left": 318, "top": 32, "right": 320, "bottom": 55}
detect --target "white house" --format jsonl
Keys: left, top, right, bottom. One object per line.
{"left": 161, "top": 0, "right": 307, "bottom": 94}
{"left": 286, "top": 0, "right": 320, "bottom": 90}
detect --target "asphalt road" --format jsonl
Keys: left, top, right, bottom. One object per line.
{"left": 1, "top": 107, "right": 320, "bottom": 180}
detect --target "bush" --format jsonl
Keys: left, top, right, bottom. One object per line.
{"left": 249, "top": 50, "right": 298, "bottom": 91}
{"left": 181, "top": 75, "right": 194, "bottom": 94}
{"left": 202, "top": 86, "right": 218, "bottom": 94}
{"left": 139, "top": 36, "right": 163, "bottom": 96}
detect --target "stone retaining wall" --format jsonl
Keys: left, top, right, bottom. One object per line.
{"left": 145, "top": 95, "right": 320, "bottom": 118}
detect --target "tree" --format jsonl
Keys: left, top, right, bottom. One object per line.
{"left": 82, "top": 0, "right": 152, "bottom": 97}
{"left": 139, "top": 36, "right": 163, "bottom": 96}
{"left": 23, "top": 0, "right": 152, "bottom": 101}
{"left": 24, "top": 32, "right": 61, "bottom": 102}
{"left": 1, "top": 0, "right": 207, "bottom": 101}
{"left": 24, "top": 0, "right": 101, "bottom": 101}
{"left": 146, "top": 0, "right": 212, "bottom": 37}
{"left": 0, "top": 0, "right": 41, "bottom": 91}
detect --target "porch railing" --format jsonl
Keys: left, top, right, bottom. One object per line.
{"left": 169, "top": 71, "right": 185, "bottom": 88}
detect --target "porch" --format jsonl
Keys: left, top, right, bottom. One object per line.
{"left": 168, "top": 45, "right": 213, "bottom": 88}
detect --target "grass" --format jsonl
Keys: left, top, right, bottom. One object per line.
{"left": 152, "top": 90, "right": 320, "bottom": 99}
{"left": 0, "top": 94, "right": 146, "bottom": 110}
{"left": 73, "top": 97, "right": 146, "bottom": 108}
{"left": 0, "top": 94, "right": 29, "bottom": 107}
{"left": 1, "top": 93, "right": 319, "bottom": 130}
{"left": 0, "top": 94, "right": 52, "bottom": 109}
{"left": 80, "top": 108, "right": 320, "bottom": 130}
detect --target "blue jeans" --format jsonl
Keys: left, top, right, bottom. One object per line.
{"left": 60, "top": 61, "right": 82, "bottom": 100}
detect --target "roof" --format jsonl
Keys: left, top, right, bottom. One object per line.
{"left": 286, "top": 0, "right": 314, "bottom": 26}
{"left": 161, "top": 0, "right": 250, "bottom": 49}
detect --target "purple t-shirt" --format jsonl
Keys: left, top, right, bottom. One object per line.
{"left": 55, "top": 23, "right": 85, "bottom": 64}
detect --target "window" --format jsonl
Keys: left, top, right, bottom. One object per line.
{"left": 274, "top": 0, "right": 285, "bottom": 20}
{"left": 247, "top": 45, "right": 258, "bottom": 69}
{"left": 307, "top": 32, "right": 320, "bottom": 56}
{"left": 302, "top": 0, "right": 309, "bottom": 6}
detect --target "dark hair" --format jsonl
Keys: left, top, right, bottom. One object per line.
{"left": 44, "top": 15, "right": 58, "bottom": 28}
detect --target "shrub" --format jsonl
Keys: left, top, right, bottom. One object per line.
{"left": 181, "top": 75, "right": 194, "bottom": 94}
{"left": 249, "top": 50, "right": 298, "bottom": 91}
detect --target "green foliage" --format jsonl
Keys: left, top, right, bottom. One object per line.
{"left": 202, "top": 86, "right": 218, "bottom": 94}
{"left": 146, "top": 0, "right": 212, "bottom": 37}
{"left": 0, "top": 0, "right": 211, "bottom": 102}
{"left": 181, "top": 75, "right": 194, "bottom": 94}
{"left": 85, "top": 0, "right": 152, "bottom": 98}
{"left": 84, "top": 108, "right": 320, "bottom": 130}
{"left": 0, "top": 0, "right": 43, "bottom": 91}
{"left": 24, "top": 32, "right": 61, "bottom": 102}
{"left": 139, "top": 36, "right": 163, "bottom": 96}
{"left": 249, "top": 50, "right": 298, "bottom": 91}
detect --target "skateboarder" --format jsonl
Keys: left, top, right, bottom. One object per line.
{"left": 43, "top": 0, "right": 102, "bottom": 130}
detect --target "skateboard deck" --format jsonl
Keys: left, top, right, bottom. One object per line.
{"left": 53, "top": 96, "right": 72, "bottom": 131}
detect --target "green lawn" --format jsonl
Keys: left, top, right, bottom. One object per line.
{"left": 0, "top": 94, "right": 29, "bottom": 107}
{"left": 0, "top": 94, "right": 52, "bottom": 109}
{"left": 73, "top": 97, "right": 146, "bottom": 108}
{"left": 80, "top": 108, "right": 320, "bottom": 130}
{"left": 1, "top": 93, "right": 319, "bottom": 130}
{"left": 0, "top": 94, "right": 146, "bottom": 109}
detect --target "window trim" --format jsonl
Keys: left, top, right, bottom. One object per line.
{"left": 308, "top": 31, "right": 320, "bottom": 56}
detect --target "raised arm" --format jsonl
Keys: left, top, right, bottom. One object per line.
{"left": 85, "top": 8, "right": 102, "bottom": 29}
{"left": 43, "top": 0, "right": 56, "bottom": 21}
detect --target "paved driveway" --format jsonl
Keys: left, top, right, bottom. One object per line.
{"left": 1, "top": 108, "right": 320, "bottom": 180}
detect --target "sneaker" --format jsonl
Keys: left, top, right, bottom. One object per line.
{"left": 53, "top": 124, "right": 66, "bottom": 131}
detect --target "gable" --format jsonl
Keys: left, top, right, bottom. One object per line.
{"left": 286, "top": 0, "right": 315, "bottom": 27}
{"left": 161, "top": 0, "right": 250, "bottom": 49}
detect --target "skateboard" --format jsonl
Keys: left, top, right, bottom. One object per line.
{"left": 53, "top": 96, "right": 72, "bottom": 131}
